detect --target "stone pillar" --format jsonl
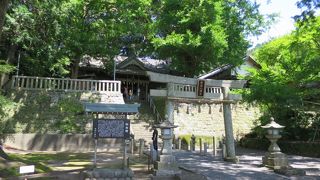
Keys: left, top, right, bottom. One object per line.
{"left": 153, "top": 121, "right": 180, "bottom": 177}
{"left": 222, "top": 87, "right": 238, "bottom": 163}
{"left": 166, "top": 99, "right": 174, "bottom": 124}
{"left": 177, "top": 138, "right": 181, "bottom": 150}
{"left": 203, "top": 142, "right": 208, "bottom": 155}
{"left": 139, "top": 139, "right": 145, "bottom": 157}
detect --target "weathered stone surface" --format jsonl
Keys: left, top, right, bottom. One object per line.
{"left": 174, "top": 103, "right": 261, "bottom": 138}
{"left": 159, "top": 155, "right": 176, "bottom": 162}
{"left": 263, "top": 152, "right": 288, "bottom": 169}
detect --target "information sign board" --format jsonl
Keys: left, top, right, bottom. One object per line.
{"left": 93, "top": 119, "right": 130, "bottom": 139}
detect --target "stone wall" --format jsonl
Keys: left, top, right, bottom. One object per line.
{"left": 4, "top": 90, "right": 124, "bottom": 134}
{"left": 4, "top": 133, "right": 123, "bottom": 152}
{"left": 173, "top": 103, "right": 261, "bottom": 139}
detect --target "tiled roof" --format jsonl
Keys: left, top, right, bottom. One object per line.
{"left": 79, "top": 55, "right": 170, "bottom": 73}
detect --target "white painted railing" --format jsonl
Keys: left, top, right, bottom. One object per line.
{"left": 11, "top": 76, "right": 121, "bottom": 93}
{"left": 172, "top": 83, "right": 221, "bottom": 94}
{"left": 169, "top": 83, "right": 222, "bottom": 98}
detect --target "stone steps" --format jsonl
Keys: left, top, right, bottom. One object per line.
{"left": 130, "top": 120, "right": 153, "bottom": 145}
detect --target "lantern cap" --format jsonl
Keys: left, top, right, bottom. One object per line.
{"left": 261, "top": 117, "right": 285, "bottom": 129}
{"left": 154, "top": 120, "right": 178, "bottom": 129}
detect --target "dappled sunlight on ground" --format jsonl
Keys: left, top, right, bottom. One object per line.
{"left": 174, "top": 148, "right": 320, "bottom": 179}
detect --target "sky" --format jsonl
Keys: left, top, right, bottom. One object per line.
{"left": 249, "top": 0, "right": 303, "bottom": 46}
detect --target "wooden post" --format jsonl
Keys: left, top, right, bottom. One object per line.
{"left": 123, "top": 139, "right": 128, "bottom": 168}
{"left": 213, "top": 136, "right": 217, "bottom": 156}
{"left": 94, "top": 139, "right": 97, "bottom": 168}
{"left": 200, "top": 138, "right": 202, "bottom": 155}
{"left": 139, "top": 139, "right": 144, "bottom": 157}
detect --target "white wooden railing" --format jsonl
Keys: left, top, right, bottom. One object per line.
{"left": 172, "top": 83, "right": 222, "bottom": 94}
{"left": 11, "top": 76, "right": 121, "bottom": 93}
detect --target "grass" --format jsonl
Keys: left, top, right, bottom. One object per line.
{"left": 0, "top": 152, "right": 92, "bottom": 178}
{"left": 0, "top": 152, "right": 150, "bottom": 178}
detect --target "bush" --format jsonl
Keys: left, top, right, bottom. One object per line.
{"left": 178, "top": 134, "right": 221, "bottom": 150}
{"left": 239, "top": 137, "right": 320, "bottom": 158}
{"left": 239, "top": 137, "right": 270, "bottom": 150}
{"left": 278, "top": 141, "right": 320, "bottom": 158}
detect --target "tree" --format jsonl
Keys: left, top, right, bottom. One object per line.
{"left": 0, "top": 61, "right": 15, "bottom": 160}
{"left": 1, "top": 0, "right": 152, "bottom": 78}
{"left": 243, "top": 16, "right": 320, "bottom": 140}
{"left": 0, "top": 0, "right": 10, "bottom": 39}
{"left": 151, "top": 0, "right": 269, "bottom": 77}
{"left": 294, "top": 0, "right": 320, "bottom": 23}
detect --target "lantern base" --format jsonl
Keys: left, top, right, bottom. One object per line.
{"left": 224, "top": 156, "right": 239, "bottom": 163}
{"left": 153, "top": 155, "right": 181, "bottom": 177}
{"left": 262, "top": 152, "right": 288, "bottom": 169}
{"left": 274, "top": 166, "right": 306, "bottom": 176}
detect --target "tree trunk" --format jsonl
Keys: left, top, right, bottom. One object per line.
{"left": 0, "top": 146, "right": 9, "bottom": 160}
{"left": 0, "top": 44, "right": 17, "bottom": 88}
{"left": 71, "top": 57, "right": 80, "bottom": 79}
{"left": 0, "top": 0, "right": 10, "bottom": 40}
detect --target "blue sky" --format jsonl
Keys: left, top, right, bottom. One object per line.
{"left": 249, "top": 0, "right": 303, "bottom": 46}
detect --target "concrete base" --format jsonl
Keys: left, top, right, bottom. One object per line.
{"left": 224, "top": 156, "right": 239, "bottom": 163}
{"left": 153, "top": 155, "right": 181, "bottom": 177}
{"left": 262, "top": 152, "right": 288, "bottom": 169}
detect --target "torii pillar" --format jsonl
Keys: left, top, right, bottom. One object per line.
{"left": 222, "top": 87, "right": 238, "bottom": 162}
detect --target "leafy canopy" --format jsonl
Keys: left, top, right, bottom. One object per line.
{"left": 243, "top": 16, "right": 320, "bottom": 140}
{"left": 151, "top": 0, "right": 269, "bottom": 76}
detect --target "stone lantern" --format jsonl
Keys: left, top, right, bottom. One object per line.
{"left": 261, "top": 117, "right": 288, "bottom": 169}
{"left": 153, "top": 120, "right": 180, "bottom": 177}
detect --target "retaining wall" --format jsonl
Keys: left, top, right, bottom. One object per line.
{"left": 4, "top": 133, "right": 123, "bottom": 152}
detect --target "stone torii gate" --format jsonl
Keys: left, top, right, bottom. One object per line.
{"left": 146, "top": 71, "right": 246, "bottom": 162}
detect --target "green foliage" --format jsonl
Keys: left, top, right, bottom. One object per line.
{"left": 0, "top": 152, "right": 92, "bottom": 178}
{"left": 0, "top": 94, "right": 19, "bottom": 143}
{"left": 294, "top": 0, "right": 320, "bottom": 24}
{"left": 49, "top": 57, "right": 71, "bottom": 77}
{"left": 0, "top": 167, "right": 19, "bottom": 177}
{"left": 55, "top": 97, "right": 86, "bottom": 133}
{"left": 153, "top": 97, "right": 166, "bottom": 121}
{"left": 239, "top": 137, "right": 320, "bottom": 158}
{"left": 151, "top": 0, "right": 270, "bottom": 76}
{"left": 1, "top": 0, "right": 269, "bottom": 78}
{"left": 239, "top": 137, "right": 269, "bottom": 150}
{"left": 178, "top": 134, "right": 220, "bottom": 146}
{"left": 278, "top": 141, "right": 320, "bottom": 158}
{"left": 0, "top": 60, "right": 15, "bottom": 74}
{"left": 244, "top": 16, "right": 320, "bottom": 140}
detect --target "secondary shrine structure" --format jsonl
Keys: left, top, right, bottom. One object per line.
{"left": 146, "top": 71, "right": 246, "bottom": 162}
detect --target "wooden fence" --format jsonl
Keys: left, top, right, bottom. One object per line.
{"left": 10, "top": 76, "right": 121, "bottom": 93}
